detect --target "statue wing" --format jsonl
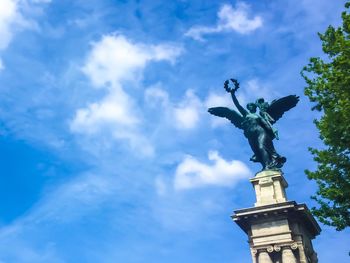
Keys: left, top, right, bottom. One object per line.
{"left": 208, "top": 107, "right": 244, "bottom": 129}
{"left": 266, "top": 95, "right": 300, "bottom": 123}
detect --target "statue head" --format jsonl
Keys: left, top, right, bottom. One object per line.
{"left": 246, "top": 103, "right": 257, "bottom": 113}
{"left": 256, "top": 98, "right": 265, "bottom": 104}
{"left": 256, "top": 98, "right": 269, "bottom": 110}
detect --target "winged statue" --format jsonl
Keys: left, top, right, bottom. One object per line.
{"left": 208, "top": 79, "right": 299, "bottom": 170}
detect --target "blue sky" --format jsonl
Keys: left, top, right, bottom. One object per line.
{"left": 0, "top": 0, "right": 349, "bottom": 262}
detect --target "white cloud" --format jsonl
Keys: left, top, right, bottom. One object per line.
{"left": 0, "top": 0, "right": 47, "bottom": 67}
{"left": 205, "top": 92, "right": 232, "bottom": 109}
{"left": 174, "top": 151, "right": 252, "bottom": 190}
{"left": 173, "top": 90, "right": 202, "bottom": 130}
{"left": 238, "top": 79, "right": 279, "bottom": 106}
{"left": 0, "top": 0, "right": 19, "bottom": 50}
{"left": 71, "top": 34, "right": 182, "bottom": 156}
{"left": 145, "top": 87, "right": 204, "bottom": 130}
{"left": 144, "top": 85, "right": 170, "bottom": 108}
{"left": 71, "top": 88, "right": 139, "bottom": 133}
{"left": 218, "top": 3, "right": 263, "bottom": 33}
{"left": 185, "top": 2, "right": 263, "bottom": 41}
{"left": 82, "top": 35, "right": 181, "bottom": 87}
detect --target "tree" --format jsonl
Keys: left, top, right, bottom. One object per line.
{"left": 301, "top": 2, "right": 350, "bottom": 231}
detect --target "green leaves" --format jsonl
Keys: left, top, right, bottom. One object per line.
{"left": 301, "top": 2, "right": 350, "bottom": 231}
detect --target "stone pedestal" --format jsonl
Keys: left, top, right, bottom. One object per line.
{"left": 250, "top": 170, "right": 288, "bottom": 206}
{"left": 232, "top": 170, "right": 321, "bottom": 263}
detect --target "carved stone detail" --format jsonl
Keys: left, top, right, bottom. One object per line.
{"left": 267, "top": 245, "right": 274, "bottom": 253}
{"left": 291, "top": 242, "right": 298, "bottom": 250}
{"left": 273, "top": 245, "right": 281, "bottom": 252}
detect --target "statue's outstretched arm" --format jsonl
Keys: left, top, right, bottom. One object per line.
{"left": 230, "top": 91, "right": 247, "bottom": 116}
{"left": 224, "top": 79, "right": 248, "bottom": 116}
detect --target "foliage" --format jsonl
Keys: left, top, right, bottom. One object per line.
{"left": 301, "top": 2, "right": 350, "bottom": 231}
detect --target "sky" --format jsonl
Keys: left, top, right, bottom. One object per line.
{"left": 0, "top": 0, "right": 349, "bottom": 262}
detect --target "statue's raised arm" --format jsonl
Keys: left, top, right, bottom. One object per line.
{"left": 224, "top": 79, "right": 248, "bottom": 116}
{"left": 208, "top": 79, "right": 248, "bottom": 130}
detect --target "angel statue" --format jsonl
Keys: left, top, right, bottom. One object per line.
{"left": 256, "top": 97, "right": 279, "bottom": 140}
{"left": 208, "top": 79, "right": 299, "bottom": 170}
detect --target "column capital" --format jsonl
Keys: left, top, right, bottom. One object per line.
{"left": 273, "top": 244, "right": 281, "bottom": 252}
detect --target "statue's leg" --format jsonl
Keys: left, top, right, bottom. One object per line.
{"left": 248, "top": 137, "right": 265, "bottom": 169}
{"left": 257, "top": 133, "right": 272, "bottom": 168}
{"left": 263, "top": 134, "right": 286, "bottom": 169}
{"left": 248, "top": 137, "right": 268, "bottom": 169}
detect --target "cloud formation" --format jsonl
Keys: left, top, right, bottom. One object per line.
{"left": 70, "top": 34, "right": 182, "bottom": 156}
{"left": 185, "top": 2, "right": 263, "bottom": 41}
{"left": 0, "top": 0, "right": 48, "bottom": 69}
{"left": 173, "top": 90, "right": 202, "bottom": 130}
{"left": 0, "top": 0, "right": 21, "bottom": 50}
{"left": 174, "top": 151, "right": 252, "bottom": 190}
{"left": 81, "top": 35, "right": 181, "bottom": 87}
{"left": 145, "top": 87, "right": 204, "bottom": 130}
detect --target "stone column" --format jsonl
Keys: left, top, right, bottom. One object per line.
{"left": 250, "top": 248, "right": 257, "bottom": 263}
{"left": 298, "top": 244, "right": 307, "bottom": 263}
{"left": 281, "top": 247, "right": 297, "bottom": 263}
{"left": 258, "top": 250, "right": 273, "bottom": 263}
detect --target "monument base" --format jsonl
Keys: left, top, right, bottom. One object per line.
{"left": 232, "top": 170, "right": 321, "bottom": 263}
{"left": 233, "top": 201, "right": 320, "bottom": 263}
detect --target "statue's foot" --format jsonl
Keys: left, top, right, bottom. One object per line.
{"left": 279, "top": 156, "right": 286, "bottom": 163}
{"left": 250, "top": 154, "right": 259, "bottom": 162}
{"left": 275, "top": 156, "right": 286, "bottom": 168}
{"left": 266, "top": 156, "right": 286, "bottom": 169}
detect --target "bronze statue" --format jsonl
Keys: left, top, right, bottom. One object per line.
{"left": 208, "top": 79, "right": 299, "bottom": 170}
